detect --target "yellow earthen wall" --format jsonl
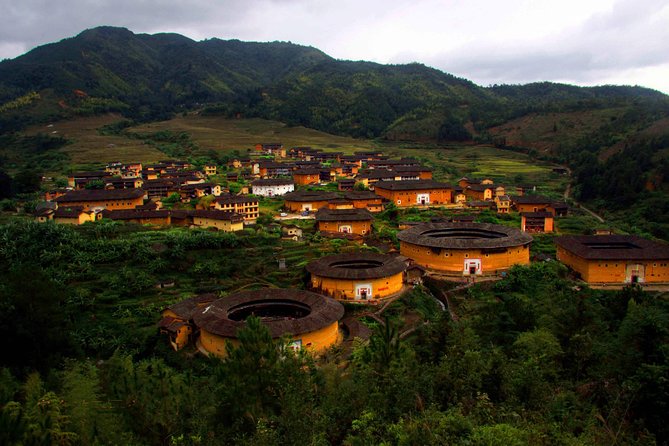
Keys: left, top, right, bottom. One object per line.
{"left": 556, "top": 246, "right": 669, "bottom": 283}
{"left": 317, "top": 220, "right": 371, "bottom": 235}
{"left": 400, "top": 241, "right": 530, "bottom": 274}
{"left": 57, "top": 196, "right": 144, "bottom": 210}
{"left": 199, "top": 321, "right": 341, "bottom": 358}
{"left": 193, "top": 217, "right": 244, "bottom": 232}
{"left": 374, "top": 188, "right": 452, "bottom": 207}
{"left": 311, "top": 272, "right": 404, "bottom": 300}
{"left": 285, "top": 199, "right": 331, "bottom": 212}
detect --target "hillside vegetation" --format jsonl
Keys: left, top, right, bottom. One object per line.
{"left": 1, "top": 26, "right": 669, "bottom": 236}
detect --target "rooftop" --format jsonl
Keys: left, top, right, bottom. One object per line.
{"left": 374, "top": 180, "right": 452, "bottom": 191}
{"left": 283, "top": 191, "right": 340, "bottom": 202}
{"left": 555, "top": 235, "right": 669, "bottom": 260}
{"left": 315, "top": 208, "right": 374, "bottom": 222}
{"left": 306, "top": 252, "right": 407, "bottom": 280}
{"left": 398, "top": 222, "right": 532, "bottom": 249}
{"left": 54, "top": 188, "right": 145, "bottom": 202}
{"left": 193, "top": 289, "right": 344, "bottom": 338}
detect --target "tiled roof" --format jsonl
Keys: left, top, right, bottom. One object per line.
{"left": 555, "top": 235, "right": 669, "bottom": 260}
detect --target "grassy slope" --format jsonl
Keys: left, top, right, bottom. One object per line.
{"left": 130, "top": 114, "right": 379, "bottom": 153}
{"left": 14, "top": 113, "right": 566, "bottom": 199}
{"left": 21, "top": 114, "right": 164, "bottom": 167}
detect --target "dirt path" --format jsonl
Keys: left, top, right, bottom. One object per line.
{"left": 558, "top": 164, "right": 605, "bottom": 223}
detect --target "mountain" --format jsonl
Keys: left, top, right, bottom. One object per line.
{"left": 1, "top": 26, "right": 668, "bottom": 141}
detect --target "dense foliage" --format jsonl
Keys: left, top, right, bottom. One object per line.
{"left": 0, "top": 220, "right": 668, "bottom": 445}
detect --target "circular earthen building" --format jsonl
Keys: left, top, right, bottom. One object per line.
{"left": 397, "top": 222, "right": 532, "bottom": 276}
{"left": 306, "top": 252, "right": 407, "bottom": 302}
{"left": 193, "top": 289, "right": 344, "bottom": 357}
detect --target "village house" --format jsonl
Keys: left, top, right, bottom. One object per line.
{"left": 452, "top": 188, "right": 467, "bottom": 205}
{"left": 327, "top": 198, "right": 355, "bottom": 210}
{"left": 555, "top": 235, "right": 669, "bottom": 285}
{"left": 373, "top": 180, "right": 453, "bottom": 207}
{"left": 101, "top": 209, "right": 172, "bottom": 226}
{"left": 355, "top": 169, "right": 398, "bottom": 188}
{"left": 494, "top": 195, "right": 511, "bottom": 213}
{"left": 521, "top": 212, "right": 554, "bottom": 233}
{"left": 466, "top": 200, "right": 494, "bottom": 211}
{"left": 53, "top": 188, "right": 146, "bottom": 210}
{"left": 338, "top": 179, "right": 356, "bottom": 191}
{"left": 464, "top": 184, "right": 496, "bottom": 201}
{"left": 315, "top": 208, "right": 374, "bottom": 236}
{"left": 344, "top": 190, "right": 385, "bottom": 212}
{"left": 104, "top": 177, "right": 144, "bottom": 190}
{"left": 179, "top": 182, "right": 223, "bottom": 200}
{"left": 391, "top": 165, "right": 433, "bottom": 180}
{"left": 142, "top": 179, "right": 181, "bottom": 199}
{"left": 251, "top": 178, "right": 295, "bottom": 197}
{"left": 258, "top": 161, "right": 293, "bottom": 177}
{"left": 458, "top": 177, "right": 494, "bottom": 189}
{"left": 211, "top": 195, "right": 259, "bottom": 223}
{"left": 44, "top": 189, "right": 69, "bottom": 202}
{"left": 159, "top": 294, "right": 218, "bottom": 351}
{"left": 255, "top": 143, "right": 286, "bottom": 158}
{"left": 511, "top": 195, "right": 554, "bottom": 213}
{"left": 283, "top": 191, "right": 340, "bottom": 213}
{"left": 293, "top": 168, "right": 322, "bottom": 185}
{"left": 204, "top": 164, "right": 217, "bottom": 176}
{"left": 190, "top": 210, "right": 245, "bottom": 231}
{"left": 54, "top": 206, "right": 100, "bottom": 225}
{"left": 367, "top": 158, "right": 421, "bottom": 169}
{"left": 68, "top": 171, "right": 112, "bottom": 189}
{"left": 281, "top": 224, "right": 303, "bottom": 241}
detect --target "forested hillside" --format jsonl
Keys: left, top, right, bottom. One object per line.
{"left": 1, "top": 26, "right": 669, "bottom": 235}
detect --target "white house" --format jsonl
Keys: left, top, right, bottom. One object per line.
{"left": 251, "top": 179, "right": 295, "bottom": 197}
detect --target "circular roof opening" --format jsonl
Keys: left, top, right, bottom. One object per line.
{"left": 227, "top": 299, "right": 311, "bottom": 322}
{"left": 330, "top": 259, "right": 385, "bottom": 269}
{"left": 421, "top": 228, "right": 506, "bottom": 239}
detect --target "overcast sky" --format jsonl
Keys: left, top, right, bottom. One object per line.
{"left": 1, "top": 0, "right": 668, "bottom": 94}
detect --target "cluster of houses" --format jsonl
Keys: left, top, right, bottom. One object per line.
{"left": 31, "top": 143, "right": 669, "bottom": 289}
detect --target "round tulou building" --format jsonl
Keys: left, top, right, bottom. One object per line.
{"left": 306, "top": 252, "right": 407, "bottom": 302}
{"left": 397, "top": 222, "right": 532, "bottom": 276}
{"left": 193, "top": 289, "right": 344, "bottom": 357}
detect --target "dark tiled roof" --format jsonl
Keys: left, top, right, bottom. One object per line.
{"left": 316, "top": 208, "right": 374, "bottom": 222}
{"left": 251, "top": 179, "right": 294, "bottom": 186}
{"left": 166, "top": 293, "right": 218, "bottom": 319}
{"left": 512, "top": 195, "right": 553, "bottom": 204}
{"left": 293, "top": 168, "right": 322, "bottom": 175}
{"left": 343, "top": 191, "right": 380, "bottom": 200}
{"left": 521, "top": 212, "right": 553, "bottom": 218}
{"left": 283, "top": 191, "right": 340, "bottom": 202}
{"left": 102, "top": 209, "right": 171, "bottom": 220}
{"left": 191, "top": 210, "right": 244, "bottom": 221}
{"left": 555, "top": 235, "right": 669, "bottom": 260}
{"left": 374, "top": 180, "right": 452, "bottom": 191}
{"left": 213, "top": 195, "right": 259, "bottom": 205}
{"left": 70, "top": 171, "right": 109, "bottom": 178}
{"left": 306, "top": 252, "right": 407, "bottom": 280}
{"left": 54, "top": 206, "right": 87, "bottom": 218}
{"left": 193, "top": 289, "right": 344, "bottom": 338}
{"left": 398, "top": 222, "right": 532, "bottom": 249}
{"left": 55, "top": 188, "right": 145, "bottom": 202}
